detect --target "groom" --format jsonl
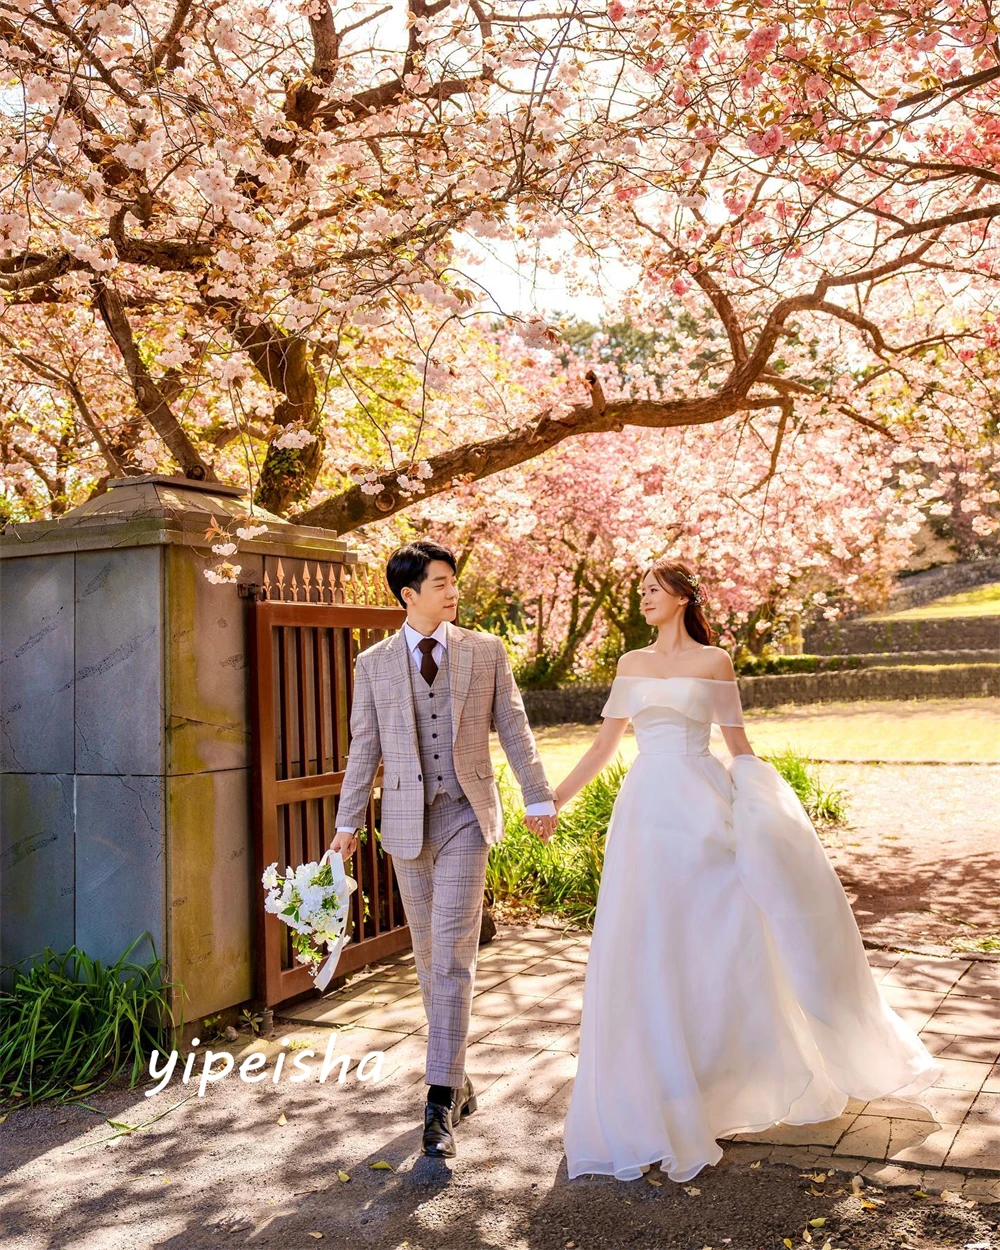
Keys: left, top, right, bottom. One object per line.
{"left": 331, "top": 540, "right": 558, "bottom": 1157}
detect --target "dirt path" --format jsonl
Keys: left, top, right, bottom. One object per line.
{"left": 816, "top": 763, "right": 999, "bottom": 951}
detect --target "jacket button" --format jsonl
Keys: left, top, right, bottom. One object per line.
{"left": 433, "top": 754, "right": 439, "bottom": 760}
{"left": 428, "top": 692, "right": 434, "bottom": 698}
{"left": 431, "top": 714, "right": 437, "bottom": 719}
{"left": 432, "top": 733, "right": 437, "bottom": 738}
{"left": 417, "top": 774, "right": 422, "bottom": 781}
{"left": 437, "top": 775, "right": 442, "bottom": 781}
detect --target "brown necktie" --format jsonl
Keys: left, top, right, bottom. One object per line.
{"left": 417, "top": 636, "right": 439, "bottom": 686}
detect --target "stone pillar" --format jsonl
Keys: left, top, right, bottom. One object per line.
{"left": 0, "top": 475, "right": 357, "bottom": 1020}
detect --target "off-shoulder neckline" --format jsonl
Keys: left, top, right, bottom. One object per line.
{"left": 613, "top": 674, "right": 738, "bottom": 686}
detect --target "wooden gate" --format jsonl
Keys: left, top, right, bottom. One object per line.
{"left": 246, "top": 559, "right": 409, "bottom": 1006}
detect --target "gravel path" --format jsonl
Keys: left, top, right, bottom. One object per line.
{"left": 816, "top": 764, "right": 1000, "bottom": 951}
{"left": 3, "top": 1039, "right": 998, "bottom": 1250}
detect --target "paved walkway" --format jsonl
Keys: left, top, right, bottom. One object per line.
{"left": 284, "top": 920, "right": 1000, "bottom": 1200}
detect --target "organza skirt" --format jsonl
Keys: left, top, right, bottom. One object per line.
{"left": 562, "top": 752, "right": 941, "bottom": 1182}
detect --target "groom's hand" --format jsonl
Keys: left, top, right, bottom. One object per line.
{"left": 331, "top": 830, "right": 359, "bottom": 859}
{"left": 525, "top": 813, "right": 558, "bottom": 842}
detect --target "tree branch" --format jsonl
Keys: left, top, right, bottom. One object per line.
{"left": 889, "top": 202, "right": 1000, "bottom": 239}
{"left": 293, "top": 392, "right": 786, "bottom": 533}
{"left": 92, "top": 278, "right": 214, "bottom": 477}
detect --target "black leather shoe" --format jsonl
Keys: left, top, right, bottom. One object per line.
{"left": 453, "top": 1073, "right": 478, "bottom": 1120}
{"left": 422, "top": 1077, "right": 478, "bottom": 1157}
{"left": 422, "top": 1099, "right": 457, "bottom": 1157}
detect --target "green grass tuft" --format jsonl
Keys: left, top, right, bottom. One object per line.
{"left": 760, "top": 746, "right": 850, "bottom": 824}
{"left": 873, "top": 582, "right": 1000, "bottom": 620}
{"left": 0, "top": 934, "right": 178, "bottom": 1107}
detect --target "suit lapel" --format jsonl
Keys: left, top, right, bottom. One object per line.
{"left": 386, "top": 627, "right": 420, "bottom": 759}
{"left": 446, "top": 623, "right": 474, "bottom": 745}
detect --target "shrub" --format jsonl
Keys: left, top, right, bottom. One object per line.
{"left": 0, "top": 934, "right": 178, "bottom": 1106}
{"left": 760, "top": 746, "right": 849, "bottom": 824}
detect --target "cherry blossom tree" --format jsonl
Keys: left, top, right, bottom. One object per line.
{"left": 1, "top": 0, "right": 997, "bottom": 582}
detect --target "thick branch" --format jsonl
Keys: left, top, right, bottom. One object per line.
{"left": 889, "top": 203, "right": 1000, "bottom": 239}
{"left": 92, "top": 278, "right": 214, "bottom": 477}
{"left": 293, "top": 392, "right": 784, "bottom": 533}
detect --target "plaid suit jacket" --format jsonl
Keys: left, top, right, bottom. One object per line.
{"left": 336, "top": 622, "right": 554, "bottom": 858}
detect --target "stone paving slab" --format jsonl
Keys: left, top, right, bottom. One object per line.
{"left": 281, "top": 921, "right": 1000, "bottom": 1191}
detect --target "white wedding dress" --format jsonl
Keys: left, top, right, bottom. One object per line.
{"left": 562, "top": 676, "right": 942, "bottom": 1183}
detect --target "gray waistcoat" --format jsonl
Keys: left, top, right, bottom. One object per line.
{"left": 408, "top": 645, "right": 464, "bottom": 804}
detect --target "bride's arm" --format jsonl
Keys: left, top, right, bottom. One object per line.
{"left": 720, "top": 723, "right": 755, "bottom": 757}
{"left": 553, "top": 716, "right": 629, "bottom": 809}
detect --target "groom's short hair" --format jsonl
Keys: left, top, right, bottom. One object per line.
{"left": 385, "top": 541, "right": 458, "bottom": 606}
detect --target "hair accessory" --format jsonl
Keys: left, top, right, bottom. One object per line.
{"left": 686, "top": 572, "right": 704, "bottom": 605}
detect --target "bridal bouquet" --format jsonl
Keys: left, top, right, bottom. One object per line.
{"left": 262, "top": 850, "right": 357, "bottom": 990}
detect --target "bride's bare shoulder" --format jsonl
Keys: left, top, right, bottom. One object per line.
{"left": 615, "top": 649, "right": 657, "bottom": 677}
{"left": 699, "top": 646, "right": 737, "bottom": 680}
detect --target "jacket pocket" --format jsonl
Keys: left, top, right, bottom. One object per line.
{"left": 475, "top": 761, "right": 495, "bottom": 780}
{"left": 381, "top": 772, "right": 400, "bottom": 789}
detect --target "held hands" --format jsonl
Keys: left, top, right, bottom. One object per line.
{"left": 525, "top": 813, "right": 558, "bottom": 842}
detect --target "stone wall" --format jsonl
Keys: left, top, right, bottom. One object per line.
{"left": 522, "top": 663, "right": 999, "bottom": 725}
{"left": 805, "top": 615, "right": 999, "bottom": 655}
{"left": 883, "top": 558, "right": 1000, "bottom": 613}
{"left": 0, "top": 475, "right": 357, "bottom": 1019}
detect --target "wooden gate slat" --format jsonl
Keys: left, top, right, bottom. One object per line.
{"left": 249, "top": 592, "right": 408, "bottom": 1007}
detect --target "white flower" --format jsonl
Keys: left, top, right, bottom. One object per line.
{"left": 203, "top": 562, "right": 241, "bottom": 584}
{"left": 971, "top": 514, "right": 998, "bottom": 536}
{"left": 261, "top": 863, "right": 279, "bottom": 889}
{"left": 928, "top": 501, "right": 953, "bottom": 516}
{"left": 236, "top": 523, "right": 267, "bottom": 540}
{"left": 274, "top": 427, "right": 318, "bottom": 450}
{"left": 212, "top": 542, "right": 238, "bottom": 556}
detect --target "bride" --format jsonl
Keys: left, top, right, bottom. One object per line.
{"left": 555, "top": 558, "right": 942, "bottom": 1183}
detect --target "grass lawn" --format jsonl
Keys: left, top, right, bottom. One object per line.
{"left": 870, "top": 581, "right": 1000, "bottom": 620}
{"left": 494, "top": 697, "right": 999, "bottom": 774}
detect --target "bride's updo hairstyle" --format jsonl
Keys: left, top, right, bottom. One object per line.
{"left": 645, "top": 558, "right": 714, "bottom": 646}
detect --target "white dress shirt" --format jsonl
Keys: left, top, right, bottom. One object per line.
{"left": 336, "top": 621, "right": 555, "bottom": 833}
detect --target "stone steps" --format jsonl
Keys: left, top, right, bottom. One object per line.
{"left": 752, "top": 650, "right": 996, "bottom": 671}
{"left": 737, "top": 662, "right": 998, "bottom": 710}
{"left": 806, "top": 615, "right": 999, "bottom": 655}
{"left": 522, "top": 662, "right": 999, "bottom": 724}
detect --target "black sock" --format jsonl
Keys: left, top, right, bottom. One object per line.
{"left": 427, "top": 1084, "right": 452, "bottom": 1106}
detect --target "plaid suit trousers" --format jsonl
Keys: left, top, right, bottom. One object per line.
{"left": 391, "top": 790, "right": 491, "bottom": 1088}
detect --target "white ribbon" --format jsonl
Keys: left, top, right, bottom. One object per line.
{"left": 313, "top": 849, "right": 358, "bottom": 991}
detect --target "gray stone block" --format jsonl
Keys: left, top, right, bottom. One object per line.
{"left": 0, "top": 553, "right": 75, "bottom": 772}
{"left": 74, "top": 548, "right": 163, "bottom": 775}
{"left": 0, "top": 772, "right": 75, "bottom": 969}
{"left": 75, "top": 774, "right": 166, "bottom": 966}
